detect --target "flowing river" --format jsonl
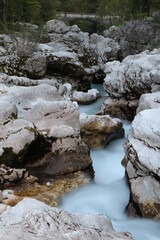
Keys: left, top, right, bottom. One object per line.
{"left": 60, "top": 84, "right": 160, "bottom": 240}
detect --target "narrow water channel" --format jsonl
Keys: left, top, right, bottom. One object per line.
{"left": 60, "top": 84, "right": 160, "bottom": 240}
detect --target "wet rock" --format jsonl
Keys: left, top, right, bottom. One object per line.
{"left": 0, "top": 198, "right": 133, "bottom": 240}
{"left": 97, "top": 97, "right": 138, "bottom": 121}
{"left": 13, "top": 170, "right": 92, "bottom": 207}
{"left": 46, "top": 182, "right": 51, "bottom": 187}
{"left": 73, "top": 89, "right": 100, "bottom": 104}
{"left": 130, "top": 176, "right": 160, "bottom": 218}
{"left": 80, "top": 113, "right": 124, "bottom": 148}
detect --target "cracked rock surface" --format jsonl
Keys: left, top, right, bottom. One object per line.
{"left": 101, "top": 49, "right": 160, "bottom": 120}
{"left": 0, "top": 76, "right": 92, "bottom": 178}
{"left": 124, "top": 92, "right": 160, "bottom": 218}
{"left": 0, "top": 198, "right": 133, "bottom": 240}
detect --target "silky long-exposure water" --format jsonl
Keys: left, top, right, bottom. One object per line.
{"left": 60, "top": 84, "right": 160, "bottom": 240}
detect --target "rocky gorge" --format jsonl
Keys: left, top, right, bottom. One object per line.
{"left": 0, "top": 18, "right": 160, "bottom": 239}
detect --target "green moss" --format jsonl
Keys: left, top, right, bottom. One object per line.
{"left": 0, "top": 147, "right": 17, "bottom": 166}
{"left": 0, "top": 132, "right": 52, "bottom": 168}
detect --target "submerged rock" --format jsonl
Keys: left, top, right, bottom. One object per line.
{"left": 12, "top": 170, "right": 92, "bottom": 207}
{"left": 124, "top": 93, "right": 160, "bottom": 218}
{"left": 0, "top": 198, "right": 133, "bottom": 240}
{"left": 80, "top": 113, "right": 124, "bottom": 148}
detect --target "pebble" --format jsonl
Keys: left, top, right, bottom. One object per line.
{"left": 46, "top": 182, "right": 51, "bottom": 187}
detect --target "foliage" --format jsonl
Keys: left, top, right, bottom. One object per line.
{"left": 0, "top": 0, "right": 160, "bottom": 28}
{"left": 0, "top": 0, "right": 60, "bottom": 25}
{"left": 97, "top": 0, "right": 160, "bottom": 20}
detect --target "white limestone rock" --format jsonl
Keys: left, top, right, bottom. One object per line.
{"left": 24, "top": 101, "right": 80, "bottom": 137}
{"left": 0, "top": 101, "right": 17, "bottom": 125}
{"left": 0, "top": 198, "right": 133, "bottom": 240}
{"left": 0, "top": 74, "right": 91, "bottom": 177}
{"left": 73, "top": 89, "right": 100, "bottom": 104}
{"left": 0, "top": 119, "right": 35, "bottom": 157}
{"left": 124, "top": 107, "right": 160, "bottom": 218}
{"left": 137, "top": 91, "right": 160, "bottom": 113}
{"left": 150, "top": 70, "right": 160, "bottom": 92}
{"left": 104, "top": 49, "right": 160, "bottom": 98}
{"left": 44, "top": 19, "right": 71, "bottom": 34}
{"left": 0, "top": 204, "right": 10, "bottom": 215}
{"left": 90, "top": 33, "right": 120, "bottom": 63}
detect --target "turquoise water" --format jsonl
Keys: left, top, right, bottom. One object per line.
{"left": 60, "top": 85, "right": 160, "bottom": 240}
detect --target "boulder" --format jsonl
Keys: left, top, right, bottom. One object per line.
{"left": 73, "top": 89, "right": 100, "bottom": 104}
{"left": 0, "top": 198, "right": 133, "bottom": 240}
{"left": 80, "top": 113, "right": 124, "bottom": 148}
{"left": 104, "top": 20, "right": 160, "bottom": 59}
{"left": 137, "top": 91, "right": 160, "bottom": 113}
{"left": 25, "top": 55, "right": 47, "bottom": 79}
{"left": 97, "top": 97, "right": 138, "bottom": 120}
{"left": 44, "top": 19, "right": 72, "bottom": 34}
{"left": 124, "top": 105, "right": 160, "bottom": 218}
{"left": 46, "top": 51, "right": 94, "bottom": 91}
{"left": 0, "top": 78, "right": 92, "bottom": 179}
{"left": 27, "top": 137, "right": 92, "bottom": 178}
{"left": 102, "top": 49, "right": 160, "bottom": 120}
{"left": 89, "top": 33, "right": 121, "bottom": 63}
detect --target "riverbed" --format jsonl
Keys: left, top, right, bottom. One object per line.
{"left": 60, "top": 84, "right": 160, "bottom": 240}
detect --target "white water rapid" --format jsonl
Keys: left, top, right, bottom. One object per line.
{"left": 60, "top": 84, "right": 160, "bottom": 240}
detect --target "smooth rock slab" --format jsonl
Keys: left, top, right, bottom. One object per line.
{"left": 0, "top": 198, "right": 133, "bottom": 240}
